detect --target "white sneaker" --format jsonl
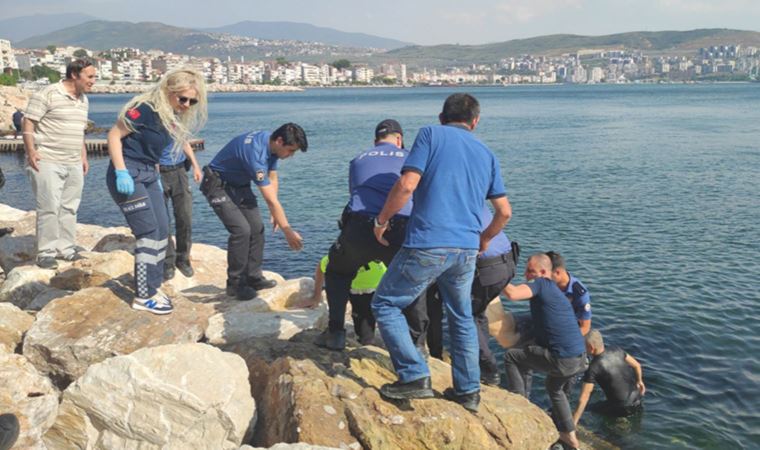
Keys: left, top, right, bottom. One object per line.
{"left": 132, "top": 295, "right": 173, "bottom": 315}
{"left": 156, "top": 289, "right": 173, "bottom": 306}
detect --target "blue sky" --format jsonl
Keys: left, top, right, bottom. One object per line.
{"left": 3, "top": 0, "right": 760, "bottom": 45}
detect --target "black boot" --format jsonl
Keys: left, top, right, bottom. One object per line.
{"left": 226, "top": 280, "right": 256, "bottom": 301}
{"left": 0, "top": 413, "right": 20, "bottom": 450}
{"left": 315, "top": 329, "right": 346, "bottom": 351}
{"left": 248, "top": 277, "right": 277, "bottom": 290}
{"left": 380, "top": 376, "right": 434, "bottom": 400}
{"left": 175, "top": 259, "right": 194, "bottom": 277}
{"left": 0, "top": 227, "right": 14, "bottom": 238}
{"left": 443, "top": 387, "right": 480, "bottom": 413}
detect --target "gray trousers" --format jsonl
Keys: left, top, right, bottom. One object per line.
{"left": 160, "top": 166, "right": 193, "bottom": 266}
{"left": 26, "top": 160, "right": 83, "bottom": 258}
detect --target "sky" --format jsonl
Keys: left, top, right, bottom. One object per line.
{"left": 2, "top": 0, "right": 760, "bottom": 45}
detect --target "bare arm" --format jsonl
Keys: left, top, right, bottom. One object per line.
{"left": 81, "top": 142, "right": 89, "bottom": 175}
{"left": 480, "top": 196, "right": 512, "bottom": 253}
{"left": 625, "top": 354, "right": 646, "bottom": 395}
{"left": 310, "top": 262, "right": 325, "bottom": 304}
{"left": 502, "top": 283, "right": 534, "bottom": 301}
{"left": 258, "top": 181, "right": 303, "bottom": 250}
{"left": 374, "top": 171, "right": 421, "bottom": 246}
{"left": 182, "top": 142, "right": 202, "bottom": 183}
{"left": 579, "top": 319, "right": 591, "bottom": 336}
{"left": 107, "top": 120, "right": 131, "bottom": 170}
{"left": 573, "top": 382, "right": 595, "bottom": 426}
{"left": 268, "top": 171, "right": 280, "bottom": 231}
{"left": 22, "top": 118, "right": 40, "bottom": 171}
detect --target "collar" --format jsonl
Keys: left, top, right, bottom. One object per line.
{"left": 444, "top": 123, "right": 471, "bottom": 132}
{"left": 563, "top": 273, "right": 578, "bottom": 295}
{"left": 374, "top": 142, "right": 405, "bottom": 152}
{"left": 57, "top": 80, "right": 82, "bottom": 101}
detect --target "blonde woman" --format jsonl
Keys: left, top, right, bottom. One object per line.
{"left": 106, "top": 68, "right": 207, "bottom": 314}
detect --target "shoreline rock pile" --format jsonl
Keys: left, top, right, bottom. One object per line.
{"left": 0, "top": 202, "right": 596, "bottom": 449}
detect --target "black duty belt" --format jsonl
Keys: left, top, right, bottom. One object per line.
{"left": 476, "top": 252, "right": 512, "bottom": 269}
{"left": 159, "top": 162, "right": 185, "bottom": 172}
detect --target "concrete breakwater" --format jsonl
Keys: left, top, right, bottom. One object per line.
{"left": 0, "top": 137, "right": 205, "bottom": 155}
{"left": 0, "top": 202, "right": 589, "bottom": 450}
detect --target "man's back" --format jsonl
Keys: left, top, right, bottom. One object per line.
{"left": 403, "top": 124, "right": 505, "bottom": 249}
{"left": 584, "top": 346, "right": 640, "bottom": 406}
{"left": 528, "top": 277, "right": 585, "bottom": 358}
{"left": 348, "top": 142, "right": 411, "bottom": 216}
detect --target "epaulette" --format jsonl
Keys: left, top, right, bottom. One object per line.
{"left": 571, "top": 280, "right": 588, "bottom": 298}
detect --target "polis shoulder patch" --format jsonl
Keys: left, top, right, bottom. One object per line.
{"left": 127, "top": 108, "right": 141, "bottom": 120}
{"left": 255, "top": 170, "right": 265, "bottom": 182}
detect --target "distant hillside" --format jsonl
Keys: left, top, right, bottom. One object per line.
{"left": 16, "top": 20, "right": 217, "bottom": 53}
{"left": 0, "top": 13, "right": 98, "bottom": 42}
{"left": 383, "top": 29, "right": 760, "bottom": 66}
{"left": 203, "top": 21, "right": 411, "bottom": 49}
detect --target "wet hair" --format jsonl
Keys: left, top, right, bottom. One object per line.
{"left": 440, "top": 93, "right": 480, "bottom": 124}
{"left": 586, "top": 329, "right": 604, "bottom": 349}
{"left": 66, "top": 59, "right": 93, "bottom": 79}
{"left": 528, "top": 253, "right": 552, "bottom": 272}
{"left": 272, "top": 123, "right": 308, "bottom": 152}
{"left": 117, "top": 68, "right": 208, "bottom": 159}
{"left": 545, "top": 251, "right": 566, "bottom": 270}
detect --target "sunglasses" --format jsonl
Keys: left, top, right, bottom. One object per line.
{"left": 177, "top": 96, "right": 198, "bottom": 106}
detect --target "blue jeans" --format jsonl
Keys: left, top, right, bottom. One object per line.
{"left": 372, "top": 247, "right": 480, "bottom": 394}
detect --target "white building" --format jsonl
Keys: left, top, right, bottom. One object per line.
{"left": 0, "top": 39, "right": 17, "bottom": 71}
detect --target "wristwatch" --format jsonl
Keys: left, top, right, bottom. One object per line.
{"left": 374, "top": 217, "right": 388, "bottom": 228}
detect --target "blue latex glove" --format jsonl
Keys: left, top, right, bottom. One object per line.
{"left": 115, "top": 169, "right": 135, "bottom": 196}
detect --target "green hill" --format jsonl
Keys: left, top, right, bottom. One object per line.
{"left": 16, "top": 20, "right": 216, "bottom": 53}
{"left": 381, "top": 29, "right": 760, "bottom": 66}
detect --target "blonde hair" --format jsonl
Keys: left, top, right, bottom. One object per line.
{"left": 117, "top": 68, "right": 208, "bottom": 158}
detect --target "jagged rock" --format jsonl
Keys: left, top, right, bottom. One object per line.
{"left": 0, "top": 303, "right": 34, "bottom": 353}
{"left": 244, "top": 444, "right": 342, "bottom": 450}
{"left": 27, "top": 287, "right": 72, "bottom": 311}
{"left": 224, "top": 334, "right": 558, "bottom": 450}
{"left": 43, "top": 343, "right": 256, "bottom": 449}
{"left": 0, "top": 353, "right": 59, "bottom": 449}
{"left": 0, "top": 265, "right": 56, "bottom": 309}
{"left": 205, "top": 278, "right": 327, "bottom": 346}
{"left": 49, "top": 250, "right": 133, "bottom": 291}
{"left": 23, "top": 285, "right": 214, "bottom": 388}
{"left": 91, "top": 233, "right": 135, "bottom": 253}
{"left": 0, "top": 203, "right": 131, "bottom": 272}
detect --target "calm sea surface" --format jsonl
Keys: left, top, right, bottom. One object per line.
{"left": 1, "top": 85, "right": 759, "bottom": 449}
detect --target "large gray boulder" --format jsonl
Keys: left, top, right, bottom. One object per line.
{"left": 44, "top": 343, "right": 256, "bottom": 449}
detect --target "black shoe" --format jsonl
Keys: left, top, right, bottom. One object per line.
{"left": 163, "top": 264, "right": 176, "bottom": 281}
{"left": 380, "top": 376, "right": 434, "bottom": 400}
{"left": 36, "top": 256, "right": 58, "bottom": 270}
{"left": 443, "top": 387, "right": 480, "bottom": 413}
{"left": 0, "top": 413, "right": 20, "bottom": 450}
{"left": 175, "top": 260, "right": 194, "bottom": 277}
{"left": 226, "top": 281, "right": 257, "bottom": 301}
{"left": 248, "top": 277, "right": 277, "bottom": 290}
{"left": 480, "top": 371, "right": 501, "bottom": 386}
{"left": 0, "top": 227, "right": 13, "bottom": 238}
{"left": 315, "top": 329, "right": 346, "bottom": 351}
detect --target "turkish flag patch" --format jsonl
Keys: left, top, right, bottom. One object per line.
{"left": 127, "top": 108, "right": 141, "bottom": 120}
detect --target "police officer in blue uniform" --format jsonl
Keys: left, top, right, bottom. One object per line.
{"left": 316, "top": 119, "right": 425, "bottom": 351}
{"left": 546, "top": 251, "right": 592, "bottom": 335}
{"left": 201, "top": 123, "right": 308, "bottom": 300}
{"left": 426, "top": 205, "right": 519, "bottom": 386}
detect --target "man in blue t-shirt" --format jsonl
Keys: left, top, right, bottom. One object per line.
{"left": 425, "top": 205, "right": 519, "bottom": 386}
{"left": 316, "top": 119, "right": 423, "bottom": 351}
{"left": 371, "top": 93, "right": 511, "bottom": 413}
{"left": 503, "top": 253, "right": 588, "bottom": 449}
{"left": 201, "top": 123, "right": 308, "bottom": 300}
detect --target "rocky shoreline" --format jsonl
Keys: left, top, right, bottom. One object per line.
{"left": 0, "top": 203, "right": 614, "bottom": 449}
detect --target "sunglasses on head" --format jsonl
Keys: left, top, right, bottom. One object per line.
{"left": 177, "top": 96, "right": 198, "bottom": 106}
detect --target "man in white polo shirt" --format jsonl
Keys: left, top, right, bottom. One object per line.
{"left": 23, "top": 59, "right": 97, "bottom": 269}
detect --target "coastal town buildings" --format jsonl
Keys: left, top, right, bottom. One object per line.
{"left": 2, "top": 42, "right": 760, "bottom": 88}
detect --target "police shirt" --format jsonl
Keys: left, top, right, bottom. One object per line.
{"left": 564, "top": 274, "right": 592, "bottom": 322}
{"left": 402, "top": 124, "right": 506, "bottom": 249}
{"left": 121, "top": 103, "right": 172, "bottom": 165}
{"left": 159, "top": 142, "right": 186, "bottom": 166}
{"left": 348, "top": 142, "right": 412, "bottom": 217}
{"left": 527, "top": 277, "right": 586, "bottom": 358}
{"left": 479, "top": 205, "right": 511, "bottom": 259}
{"left": 209, "top": 131, "right": 279, "bottom": 187}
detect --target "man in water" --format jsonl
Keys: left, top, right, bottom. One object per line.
{"left": 573, "top": 329, "right": 646, "bottom": 425}
{"left": 503, "top": 253, "right": 588, "bottom": 449}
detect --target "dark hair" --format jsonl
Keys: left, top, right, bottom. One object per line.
{"left": 441, "top": 93, "right": 480, "bottom": 124}
{"left": 66, "top": 59, "right": 93, "bottom": 79}
{"left": 272, "top": 122, "right": 308, "bottom": 152}
{"left": 545, "top": 251, "right": 566, "bottom": 270}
